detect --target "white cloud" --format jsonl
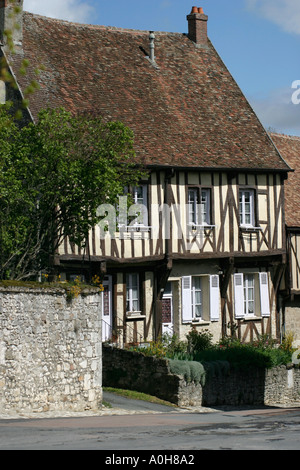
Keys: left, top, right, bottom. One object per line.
{"left": 23, "top": 0, "right": 95, "bottom": 24}
{"left": 248, "top": 86, "right": 300, "bottom": 135}
{"left": 246, "top": 0, "right": 300, "bottom": 35}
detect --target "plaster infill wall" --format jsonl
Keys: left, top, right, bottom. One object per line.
{"left": 0, "top": 285, "right": 102, "bottom": 414}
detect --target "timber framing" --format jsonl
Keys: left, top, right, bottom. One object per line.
{"left": 0, "top": 5, "right": 292, "bottom": 344}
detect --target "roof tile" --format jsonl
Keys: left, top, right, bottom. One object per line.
{"left": 8, "top": 12, "right": 290, "bottom": 171}
{"left": 270, "top": 133, "right": 300, "bottom": 227}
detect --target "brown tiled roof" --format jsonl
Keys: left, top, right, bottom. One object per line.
{"left": 9, "top": 12, "right": 290, "bottom": 171}
{"left": 270, "top": 133, "right": 300, "bottom": 227}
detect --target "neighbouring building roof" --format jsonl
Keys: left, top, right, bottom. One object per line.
{"left": 270, "top": 133, "right": 300, "bottom": 228}
{"left": 6, "top": 9, "right": 290, "bottom": 172}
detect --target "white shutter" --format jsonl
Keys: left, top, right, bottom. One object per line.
{"left": 182, "top": 276, "right": 192, "bottom": 323}
{"left": 259, "top": 272, "right": 270, "bottom": 317}
{"left": 234, "top": 273, "right": 245, "bottom": 319}
{"left": 210, "top": 275, "right": 220, "bottom": 321}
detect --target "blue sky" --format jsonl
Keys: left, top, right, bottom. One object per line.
{"left": 23, "top": 0, "right": 300, "bottom": 136}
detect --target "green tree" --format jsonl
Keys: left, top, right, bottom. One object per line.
{"left": 0, "top": 106, "right": 144, "bottom": 280}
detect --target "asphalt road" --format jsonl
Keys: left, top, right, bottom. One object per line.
{"left": 1, "top": 399, "right": 300, "bottom": 451}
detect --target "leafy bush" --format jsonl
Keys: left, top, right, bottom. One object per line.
{"left": 191, "top": 343, "right": 291, "bottom": 369}
{"left": 128, "top": 329, "right": 293, "bottom": 370}
{"left": 280, "top": 331, "right": 295, "bottom": 354}
{"left": 186, "top": 327, "right": 213, "bottom": 354}
{"left": 204, "top": 360, "right": 230, "bottom": 379}
{"left": 129, "top": 333, "right": 186, "bottom": 359}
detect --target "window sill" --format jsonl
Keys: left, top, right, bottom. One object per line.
{"left": 188, "top": 224, "right": 216, "bottom": 230}
{"left": 240, "top": 316, "right": 262, "bottom": 321}
{"left": 118, "top": 225, "right": 152, "bottom": 232}
{"left": 182, "top": 320, "right": 210, "bottom": 326}
{"left": 126, "top": 312, "right": 146, "bottom": 321}
{"left": 240, "top": 226, "right": 262, "bottom": 232}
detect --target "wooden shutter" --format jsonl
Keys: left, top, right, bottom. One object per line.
{"left": 210, "top": 275, "right": 220, "bottom": 321}
{"left": 182, "top": 276, "right": 192, "bottom": 323}
{"left": 234, "top": 273, "right": 244, "bottom": 319}
{"left": 259, "top": 272, "right": 270, "bottom": 317}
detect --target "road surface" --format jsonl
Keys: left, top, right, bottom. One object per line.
{"left": 0, "top": 403, "right": 300, "bottom": 451}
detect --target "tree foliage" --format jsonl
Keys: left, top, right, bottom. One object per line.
{"left": 0, "top": 106, "right": 144, "bottom": 280}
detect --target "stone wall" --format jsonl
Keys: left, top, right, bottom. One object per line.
{"left": 102, "top": 345, "right": 181, "bottom": 403}
{"left": 0, "top": 285, "right": 102, "bottom": 414}
{"left": 103, "top": 345, "right": 300, "bottom": 407}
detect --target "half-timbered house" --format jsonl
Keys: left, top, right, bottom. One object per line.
{"left": 270, "top": 133, "right": 300, "bottom": 347}
{"left": 1, "top": 2, "right": 291, "bottom": 344}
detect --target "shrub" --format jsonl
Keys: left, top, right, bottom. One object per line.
{"left": 204, "top": 360, "right": 230, "bottom": 379}
{"left": 186, "top": 327, "right": 213, "bottom": 354}
{"left": 128, "top": 333, "right": 187, "bottom": 359}
{"left": 191, "top": 343, "right": 291, "bottom": 369}
{"left": 128, "top": 328, "right": 293, "bottom": 370}
{"left": 168, "top": 359, "right": 206, "bottom": 385}
{"left": 280, "top": 331, "right": 295, "bottom": 353}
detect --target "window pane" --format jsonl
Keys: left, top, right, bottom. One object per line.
{"left": 188, "top": 189, "right": 197, "bottom": 224}
{"left": 245, "top": 213, "right": 251, "bottom": 225}
{"left": 195, "top": 305, "right": 202, "bottom": 318}
{"left": 134, "top": 186, "right": 144, "bottom": 204}
{"left": 248, "top": 301, "right": 254, "bottom": 314}
{"left": 240, "top": 190, "right": 254, "bottom": 226}
{"left": 192, "top": 277, "right": 202, "bottom": 319}
{"left": 244, "top": 192, "right": 251, "bottom": 203}
{"left": 201, "top": 190, "right": 209, "bottom": 224}
{"left": 164, "top": 282, "right": 172, "bottom": 295}
{"left": 244, "top": 274, "right": 255, "bottom": 315}
{"left": 131, "top": 273, "right": 138, "bottom": 289}
{"left": 193, "top": 277, "right": 201, "bottom": 290}
{"left": 126, "top": 274, "right": 140, "bottom": 311}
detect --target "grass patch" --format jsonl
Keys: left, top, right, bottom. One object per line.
{"left": 103, "top": 387, "right": 177, "bottom": 408}
{"left": 102, "top": 400, "right": 113, "bottom": 409}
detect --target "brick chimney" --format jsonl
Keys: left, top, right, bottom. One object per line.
{"left": 0, "top": 0, "right": 23, "bottom": 50}
{"left": 187, "top": 6, "right": 208, "bottom": 47}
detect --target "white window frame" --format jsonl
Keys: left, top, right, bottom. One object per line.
{"left": 182, "top": 275, "right": 220, "bottom": 323}
{"left": 129, "top": 185, "right": 149, "bottom": 230}
{"left": 239, "top": 189, "right": 255, "bottom": 228}
{"left": 126, "top": 273, "right": 140, "bottom": 313}
{"left": 243, "top": 274, "right": 255, "bottom": 316}
{"left": 234, "top": 271, "right": 270, "bottom": 319}
{"left": 188, "top": 188, "right": 211, "bottom": 227}
{"left": 200, "top": 189, "right": 211, "bottom": 226}
{"left": 191, "top": 276, "right": 203, "bottom": 320}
